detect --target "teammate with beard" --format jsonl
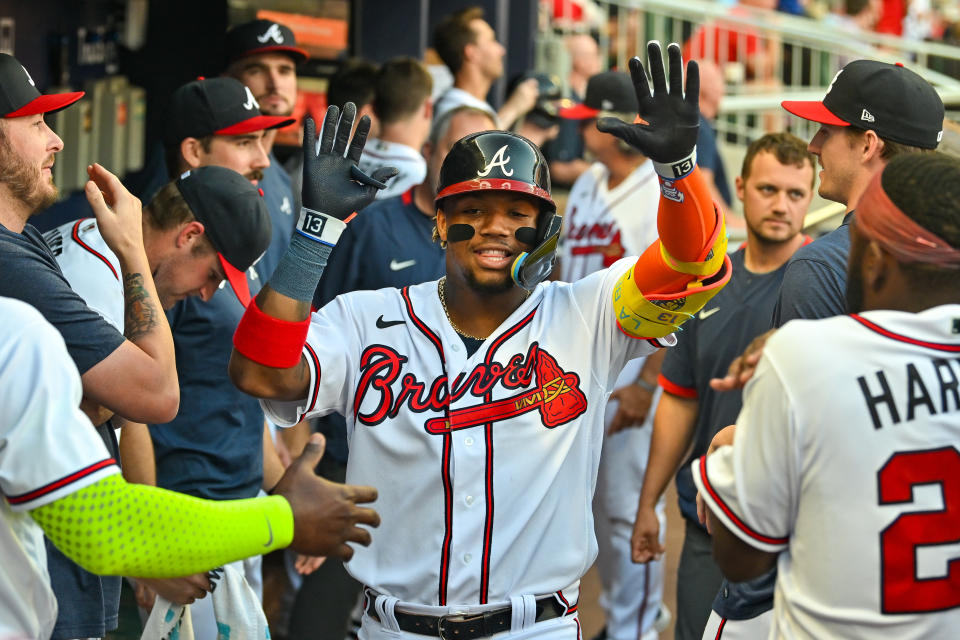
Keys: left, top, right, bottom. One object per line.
{"left": 696, "top": 152, "right": 960, "bottom": 639}
{"left": 0, "top": 52, "right": 181, "bottom": 639}
{"left": 229, "top": 42, "right": 730, "bottom": 640}
{"left": 223, "top": 18, "right": 305, "bottom": 276}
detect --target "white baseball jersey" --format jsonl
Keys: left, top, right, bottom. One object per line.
{"left": 358, "top": 139, "right": 427, "bottom": 201}
{"left": 263, "top": 258, "right": 675, "bottom": 607}
{"left": 44, "top": 218, "right": 124, "bottom": 332}
{"left": 0, "top": 298, "right": 119, "bottom": 640}
{"left": 693, "top": 305, "right": 960, "bottom": 639}
{"left": 560, "top": 160, "right": 660, "bottom": 282}
{"left": 433, "top": 87, "right": 500, "bottom": 126}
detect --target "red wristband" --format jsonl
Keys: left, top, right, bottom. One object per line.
{"left": 233, "top": 300, "right": 311, "bottom": 368}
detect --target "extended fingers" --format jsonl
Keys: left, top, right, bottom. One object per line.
{"left": 319, "top": 105, "right": 339, "bottom": 155}
{"left": 684, "top": 59, "right": 700, "bottom": 108}
{"left": 666, "top": 43, "right": 685, "bottom": 97}
{"left": 302, "top": 115, "right": 317, "bottom": 168}
{"left": 346, "top": 113, "right": 371, "bottom": 164}
{"left": 646, "top": 41, "right": 667, "bottom": 95}
{"left": 333, "top": 102, "right": 357, "bottom": 157}
{"left": 627, "top": 56, "right": 652, "bottom": 109}
{"left": 349, "top": 484, "right": 379, "bottom": 505}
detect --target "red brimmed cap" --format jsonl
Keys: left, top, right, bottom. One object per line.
{"left": 176, "top": 166, "right": 273, "bottom": 308}
{"left": 225, "top": 20, "right": 309, "bottom": 65}
{"left": 164, "top": 77, "right": 294, "bottom": 146}
{"left": 0, "top": 54, "right": 83, "bottom": 118}
{"left": 558, "top": 71, "right": 637, "bottom": 120}
{"left": 781, "top": 60, "right": 944, "bottom": 149}
{"left": 780, "top": 99, "right": 849, "bottom": 126}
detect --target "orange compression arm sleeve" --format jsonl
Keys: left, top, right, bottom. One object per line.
{"left": 631, "top": 165, "right": 722, "bottom": 295}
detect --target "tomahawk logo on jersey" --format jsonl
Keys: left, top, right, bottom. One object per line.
{"left": 263, "top": 261, "right": 673, "bottom": 606}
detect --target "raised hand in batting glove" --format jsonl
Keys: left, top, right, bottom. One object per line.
{"left": 597, "top": 41, "right": 700, "bottom": 176}
{"left": 298, "top": 103, "right": 398, "bottom": 244}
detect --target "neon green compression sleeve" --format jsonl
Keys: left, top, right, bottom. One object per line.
{"left": 30, "top": 474, "right": 294, "bottom": 578}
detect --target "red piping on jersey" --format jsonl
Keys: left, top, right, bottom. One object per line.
{"left": 304, "top": 343, "right": 322, "bottom": 416}
{"left": 401, "top": 285, "right": 454, "bottom": 605}
{"left": 698, "top": 455, "right": 788, "bottom": 546}
{"left": 714, "top": 617, "right": 727, "bottom": 639}
{"left": 635, "top": 563, "right": 649, "bottom": 640}
{"left": 659, "top": 373, "right": 698, "bottom": 399}
{"left": 850, "top": 314, "right": 960, "bottom": 352}
{"left": 7, "top": 458, "right": 116, "bottom": 505}
{"left": 478, "top": 306, "right": 539, "bottom": 604}
{"left": 72, "top": 219, "right": 118, "bottom": 281}
{"left": 555, "top": 589, "right": 571, "bottom": 613}
{"left": 401, "top": 187, "right": 415, "bottom": 206}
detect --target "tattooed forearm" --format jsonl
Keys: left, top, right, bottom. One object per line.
{"left": 123, "top": 273, "right": 159, "bottom": 342}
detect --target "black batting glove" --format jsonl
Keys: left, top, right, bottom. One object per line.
{"left": 597, "top": 42, "right": 700, "bottom": 173}
{"left": 301, "top": 103, "right": 398, "bottom": 219}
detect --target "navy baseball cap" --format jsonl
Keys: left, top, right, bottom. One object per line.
{"left": 175, "top": 166, "right": 273, "bottom": 307}
{"left": 225, "top": 19, "right": 308, "bottom": 65}
{"left": 0, "top": 53, "right": 83, "bottom": 117}
{"left": 559, "top": 71, "right": 638, "bottom": 120}
{"left": 782, "top": 60, "right": 944, "bottom": 149}
{"left": 164, "top": 77, "right": 295, "bottom": 146}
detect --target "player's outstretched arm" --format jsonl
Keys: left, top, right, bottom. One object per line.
{"left": 31, "top": 434, "right": 380, "bottom": 577}
{"left": 597, "top": 42, "right": 731, "bottom": 340}
{"left": 230, "top": 104, "right": 396, "bottom": 401}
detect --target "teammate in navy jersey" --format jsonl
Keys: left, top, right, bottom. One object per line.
{"left": 633, "top": 133, "right": 815, "bottom": 640}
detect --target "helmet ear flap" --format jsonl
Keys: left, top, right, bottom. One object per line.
{"left": 511, "top": 212, "right": 562, "bottom": 290}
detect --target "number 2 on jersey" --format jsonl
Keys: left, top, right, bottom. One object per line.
{"left": 877, "top": 447, "right": 960, "bottom": 614}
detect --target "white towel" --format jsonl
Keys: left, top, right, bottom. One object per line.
{"left": 140, "top": 565, "right": 268, "bottom": 640}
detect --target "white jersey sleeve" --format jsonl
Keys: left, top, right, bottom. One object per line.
{"left": 691, "top": 349, "right": 797, "bottom": 553}
{"left": 261, "top": 294, "right": 359, "bottom": 427}
{"left": 0, "top": 298, "right": 118, "bottom": 511}
{"left": 46, "top": 218, "right": 124, "bottom": 332}
{"left": 567, "top": 257, "right": 676, "bottom": 387}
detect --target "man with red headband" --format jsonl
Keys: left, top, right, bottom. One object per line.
{"left": 694, "top": 151, "right": 960, "bottom": 638}
{"left": 228, "top": 42, "right": 729, "bottom": 639}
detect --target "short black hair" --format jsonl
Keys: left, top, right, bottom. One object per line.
{"left": 880, "top": 152, "right": 960, "bottom": 289}
{"left": 327, "top": 58, "right": 380, "bottom": 111}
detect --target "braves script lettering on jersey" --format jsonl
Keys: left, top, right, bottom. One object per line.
{"left": 693, "top": 306, "right": 960, "bottom": 639}
{"left": 560, "top": 161, "right": 659, "bottom": 282}
{"left": 263, "top": 259, "right": 674, "bottom": 608}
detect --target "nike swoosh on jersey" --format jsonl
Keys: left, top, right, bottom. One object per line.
{"left": 376, "top": 315, "right": 406, "bottom": 329}
{"left": 699, "top": 307, "right": 720, "bottom": 320}
{"left": 389, "top": 259, "right": 417, "bottom": 271}
{"left": 263, "top": 517, "right": 273, "bottom": 547}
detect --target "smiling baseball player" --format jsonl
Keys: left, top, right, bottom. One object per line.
{"left": 229, "top": 42, "right": 730, "bottom": 639}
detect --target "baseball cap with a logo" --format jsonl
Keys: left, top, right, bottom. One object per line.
{"left": 163, "top": 77, "right": 295, "bottom": 146}
{"left": 558, "top": 71, "right": 638, "bottom": 120}
{"left": 782, "top": 60, "right": 944, "bottom": 149}
{"left": 0, "top": 53, "right": 84, "bottom": 117}
{"left": 175, "top": 166, "right": 273, "bottom": 306}
{"left": 225, "top": 19, "right": 309, "bottom": 65}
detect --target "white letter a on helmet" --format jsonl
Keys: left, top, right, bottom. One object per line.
{"left": 477, "top": 145, "right": 514, "bottom": 177}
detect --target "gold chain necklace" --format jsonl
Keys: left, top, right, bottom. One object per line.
{"left": 438, "top": 277, "right": 488, "bottom": 341}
